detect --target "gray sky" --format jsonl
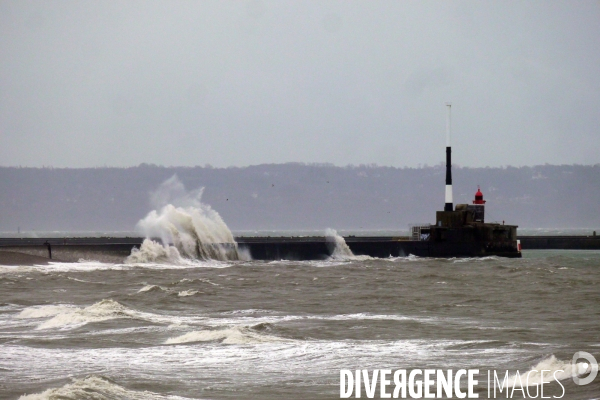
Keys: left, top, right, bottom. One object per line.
{"left": 1, "top": 0, "right": 599, "bottom": 168}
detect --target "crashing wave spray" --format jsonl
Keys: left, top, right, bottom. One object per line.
{"left": 325, "top": 229, "right": 355, "bottom": 259}
{"left": 127, "top": 175, "right": 239, "bottom": 262}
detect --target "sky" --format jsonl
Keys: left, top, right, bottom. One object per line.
{"left": 1, "top": 0, "right": 599, "bottom": 169}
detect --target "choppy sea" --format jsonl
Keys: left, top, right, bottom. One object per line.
{"left": 1, "top": 250, "right": 599, "bottom": 399}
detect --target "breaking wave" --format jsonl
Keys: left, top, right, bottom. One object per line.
{"left": 129, "top": 175, "right": 240, "bottom": 262}
{"left": 325, "top": 228, "right": 372, "bottom": 261}
{"left": 16, "top": 299, "right": 171, "bottom": 330}
{"left": 18, "top": 299, "right": 134, "bottom": 330}
{"left": 165, "top": 325, "right": 287, "bottom": 345}
{"left": 135, "top": 284, "right": 177, "bottom": 296}
{"left": 127, "top": 239, "right": 187, "bottom": 264}
{"left": 17, "top": 304, "right": 76, "bottom": 320}
{"left": 18, "top": 375, "right": 192, "bottom": 400}
{"left": 325, "top": 228, "right": 354, "bottom": 259}
{"left": 504, "top": 355, "right": 591, "bottom": 387}
{"left": 177, "top": 289, "right": 198, "bottom": 297}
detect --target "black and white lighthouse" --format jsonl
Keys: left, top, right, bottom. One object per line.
{"left": 444, "top": 103, "right": 453, "bottom": 212}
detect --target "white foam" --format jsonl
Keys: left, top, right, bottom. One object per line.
{"left": 138, "top": 284, "right": 159, "bottom": 293}
{"left": 1, "top": 259, "right": 234, "bottom": 273}
{"left": 165, "top": 327, "right": 287, "bottom": 345}
{"left": 197, "top": 311, "right": 442, "bottom": 328}
{"left": 77, "top": 258, "right": 100, "bottom": 263}
{"left": 137, "top": 284, "right": 169, "bottom": 294}
{"left": 37, "top": 299, "right": 133, "bottom": 330}
{"left": 17, "top": 304, "right": 76, "bottom": 319}
{"left": 385, "top": 254, "right": 422, "bottom": 262}
{"left": 126, "top": 239, "right": 187, "bottom": 264}
{"left": 220, "top": 309, "right": 275, "bottom": 315}
{"left": 176, "top": 277, "right": 220, "bottom": 286}
{"left": 67, "top": 276, "right": 99, "bottom": 283}
{"left": 177, "top": 290, "right": 198, "bottom": 297}
{"left": 325, "top": 228, "right": 354, "bottom": 259}
{"left": 505, "top": 355, "right": 590, "bottom": 387}
{"left": 18, "top": 375, "right": 193, "bottom": 400}
{"left": 325, "top": 229, "right": 374, "bottom": 261}
{"left": 5, "top": 338, "right": 528, "bottom": 395}
{"left": 0, "top": 261, "right": 122, "bottom": 273}
{"left": 17, "top": 299, "right": 184, "bottom": 330}
{"left": 6, "top": 338, "right": 520, "bottom": 387}
{"left": 16, "top": 300, "right": 210, "bottom": 329}
{"left": 452, "top": 256, "right": 500, "bottom": 263}
{"left": 0, "top": 265, "right": 38, "bottom": 273}
{"left": 131, "top": 175, "right": 240, "bottom": 261}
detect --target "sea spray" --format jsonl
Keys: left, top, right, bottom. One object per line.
{"left": 325, "top": 229, "right": 374, "bottom": 261}
{"left": 127, "top": 239, "right": 186, "bottom": 264}
{"left": 129, "top": 175, "right": 240, "bottom": 262}
{"left": 325, "top": 228, "right": 354, "bottom": 259}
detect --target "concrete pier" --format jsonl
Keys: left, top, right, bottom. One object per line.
{"left": 517, "top": 235, "right": 600, "bottom": 250}
{"left": 1, "top": 235, "right": 598, "bottom": 263}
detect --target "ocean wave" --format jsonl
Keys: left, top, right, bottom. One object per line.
{"left": 12, "top": 302, "right": 472, "bottom": 338}
{"left": 137, "top": 284, "right": 170, "bottom": 294}
{"left": 504, "top": 355, "right": 591, "bottom": 387}
{"left": 177, "top": 290, "right": 198, "bottom": 297}
{"left": 176, "top": 277, "right": 220, "bottom": 286}
{"left": 27, "top": 300, "right": 136, "bottom": 330}
{"left": 0, "top": 265, "right": 37, "bottom": 274}
{"left": 14, "top": 302, "right": 466, "bottom": 332}
{"left": 17, "top": 304, "right": 77, "bottom": 320}
{"left": 132, "top": 177, "right": 241, "bottom": 261}
{"left": 17, "top": 299, "right": 179, "bottom": 330}
{"left": 452, "top": 256, "right": 501, "bottom": 263}
{"left": 198, "top": 311, "right": 444, "bottom": 328}
{"left": 18, "top": 375, "right": 193, "bottom": 400}
{"left": 325, "top": 228, "right": 373, "bottom": 261}
{"left": 165, "top": 325, "right": 288, "bottom": 345}
{"left": 135, "top": 280, "right": 217, "bottom": 296}
{"left": 4, "top": 338, "right": 529, "bottom": 398}
{"left": 126, "top": 239, "right": 188, "bottom": 265}
{"left": 76, "top": 258, "right": 101, "bottom": 263}
{"left": 67, "top": 276, "right": 103, "bottom": 284}
{"left": 219, "top": 309, "right": 276, "bottom": 315}
{"left": 385, "top": 254, "right": 422, "bottom": 262}
{"left": 0, "top": 259, "right": 234, "bottom": 274}
{"left": 15, "top": 300, "right": 212, "bottom": 330}
{"left": 124, "top": 241, "right": 233, "bottom": 268}
{"left": 0, "top": 261, "right": 123, "bottom": 273}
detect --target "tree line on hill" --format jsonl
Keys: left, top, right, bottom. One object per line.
{"left": 1, "top": 163, "right": 598, "bottom": 233}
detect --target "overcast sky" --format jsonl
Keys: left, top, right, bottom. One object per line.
{"left": 1, "top": 1, "right": 599, "bottom": 168}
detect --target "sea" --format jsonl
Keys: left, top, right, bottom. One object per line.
{"left": 1, "top": 249, "right": 599, "bottom": 399}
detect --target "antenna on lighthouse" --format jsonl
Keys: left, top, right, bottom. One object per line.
{"left": 444, "top": 103, "right": 453, "bottom": 212}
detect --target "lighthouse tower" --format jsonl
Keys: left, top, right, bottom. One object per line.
{"left": 470, "top": 186, "right": 486, "bottom": 222}
{"left": 444, "top": 103, "right": 453, "bottom": 212}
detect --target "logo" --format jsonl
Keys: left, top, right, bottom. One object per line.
{"left": 339, "top": 352, "right": 598, "bottom": 399}
{"left": 572, "top": 351, "right": 598, "bottom": 386}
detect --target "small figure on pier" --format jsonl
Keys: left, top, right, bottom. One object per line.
{"left": 43, "top": 241, "right": 52, "bottom": 259}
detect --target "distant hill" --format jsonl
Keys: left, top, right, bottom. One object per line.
{"left": 1, "top": 163, "right": 599, "bottom": 232}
